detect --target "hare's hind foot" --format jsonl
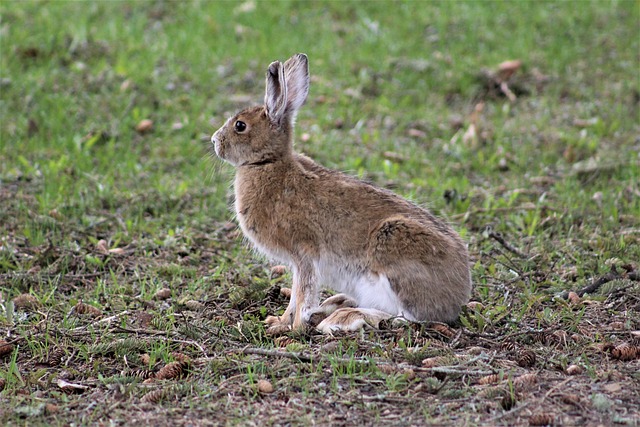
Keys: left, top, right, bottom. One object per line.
{"left": 316, "top": 307, "right": 393, "bottom": 334}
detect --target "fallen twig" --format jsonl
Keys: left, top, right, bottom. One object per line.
{"left": 224, "top": 347, "right": 495, "bottom": 376}
{"left": 487, "top": 231, "right": 527, "bottom": 258}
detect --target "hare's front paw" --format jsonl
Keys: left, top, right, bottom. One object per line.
{"left": 265, "top": 315, "right": 291, "bottom": 335}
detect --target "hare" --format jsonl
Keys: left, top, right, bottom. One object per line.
{"left": 211, "top": 53, "right": 471, "bottom": 334}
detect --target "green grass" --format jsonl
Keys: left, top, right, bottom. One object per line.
{"left": 1, "top": 1, "right": 639, "bottom": 426}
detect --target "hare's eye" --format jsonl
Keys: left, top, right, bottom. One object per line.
{"left": 234, "top": 121, "right": 247, "bottom": 133}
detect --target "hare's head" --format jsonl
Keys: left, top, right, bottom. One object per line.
{"left": 212, "top": 53, "right": 309, "bottom": 166}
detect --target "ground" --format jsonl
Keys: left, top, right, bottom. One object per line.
{"left": 1, "top": 1, "right": 639, "bottom": 426}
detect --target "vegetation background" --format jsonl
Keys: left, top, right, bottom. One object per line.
{"left": 1, "top": 1, "right": 638, "bottom": 425}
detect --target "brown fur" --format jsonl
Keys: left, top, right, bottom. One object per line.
{"left": 212, "top": 54, "right": 472, "bottom": 332}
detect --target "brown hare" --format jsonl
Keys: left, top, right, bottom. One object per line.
{"left": 211, "top": 53, "right": 471, "bottom": 334}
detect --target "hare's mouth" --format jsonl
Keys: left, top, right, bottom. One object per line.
{"left": 211, "top": 133, "right": 222, "bottom": 157}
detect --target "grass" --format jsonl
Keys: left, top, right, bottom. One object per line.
{"left": 1, "top": 0, "right": 639, "bottom": 425}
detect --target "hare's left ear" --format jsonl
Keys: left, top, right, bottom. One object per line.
{"left": 282, "top": 53, "right": 309, "bottom": 120}
{"left": 265, "top": 61, "right": 287, "bottom": 124}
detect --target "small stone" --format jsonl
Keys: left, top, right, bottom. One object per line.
{"left": 566, "top": 364, "right": 583, "bottom": 375}
{"left": 136, "top": 119, "right": 153, "bottom": 133}
{"left": 155, "top": 288, "right": 172, "bottom": 300}
{"left": 257, "top": 379, "right": 274, "bottom": 394}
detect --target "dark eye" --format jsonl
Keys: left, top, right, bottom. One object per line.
{"left": 234, "top": 121, "right": 247, "bottom": 133}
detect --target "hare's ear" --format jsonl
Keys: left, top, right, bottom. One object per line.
{"left": 282, "top": 53, "right": 309, "bottom": 119}
{"left": 265, "top": 61, "right": 287, "bottom": 124}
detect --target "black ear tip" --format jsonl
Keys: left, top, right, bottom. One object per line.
{"left": 267, "top": 61, "right": 281, "bottom": 76}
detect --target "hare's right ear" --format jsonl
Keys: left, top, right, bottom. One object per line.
{"left": 265, "top": 61, "right": 288, "bottom": 124}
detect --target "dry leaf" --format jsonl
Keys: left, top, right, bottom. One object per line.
{"left": 497, "top": 60, "right": 522, "bottom": 82}
{"left": 96, "top": 239, "right": 109, "bottom": 254}
{"left": 56, "top": 378, "right": 89, "bottom": 394}
{"left": 603, "top": 382, "right": 622, "bottom": 393}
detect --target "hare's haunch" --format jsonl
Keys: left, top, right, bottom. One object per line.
{"left": 212, "top": 54, "right": 471, "bottom": 333}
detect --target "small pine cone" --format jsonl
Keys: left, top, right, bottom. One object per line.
{"left": 499, "top": 341, "right": 519, "bottom": 352}
{"left": 184, "top": 300, "right": 205, "bottom": 311}
{"left": 155, "top": 361, "right": 188, "bottom": 380}
{"left": 12, "top": 294, "right": 39, "bottom": 310}
{"left": 0, "top": 378, "right": 6, "bottom": 391}
{"left": 514, "top": 373, "right": 538, "bottom": 391}
{"left": 428, "top": 323, "right": 456, "bottom": 338}
{"left": 274, "top": 336, "right": 296, "bottom": 348}
{"left": 0, "top": 340, "right": 15, "bottom": 357}
{"left": 529, "top": 413, "right": 555, "bottom": 426}
{"left": 478, "top": 374, "right": 502, "bottom": 385}
{"left": 128, "top": 369, "right": 155, "bottom": 380}
{"left": 47, "top": 348, "right": 66, "bottom": 366}
{"left": 71, "top": 302, "right": 102, "bottom": 317}
{"left": 531, "top": 331, "right": 552, "bottom": 345}
{"left": 141, "top": 388, "right": 165, "bottom": 404}
{"left": 611, "top": 343, "right": 639, "bottom": 361}
{"left": 517, "top": 350, "right": 536, "bottom": 368}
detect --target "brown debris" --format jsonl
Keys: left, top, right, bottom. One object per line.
{"left": 71, "top": 302, "right": 102, "bottom": 317}
{"left": 12, "top": 294, "right": 39, "bottom": 310}
{"left": 0, "top": 340, "right": 15, "bottom": 358}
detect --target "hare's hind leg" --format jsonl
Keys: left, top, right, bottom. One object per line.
{"left": 316, "top": 307, "right": 392, "bottom": 334}
{"left": 369, "top": 215, "right": 471, "bottom": 323}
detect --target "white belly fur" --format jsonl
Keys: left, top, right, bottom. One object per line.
{"left": 313, "top": 255, "right": 415, "bottom": 321}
